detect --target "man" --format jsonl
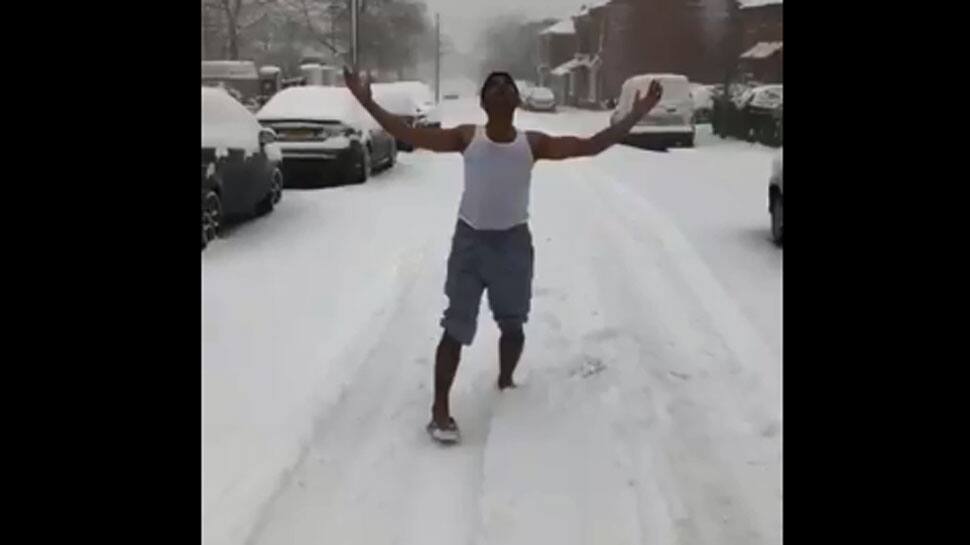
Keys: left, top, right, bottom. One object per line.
{"left": 343, "top": 67, "right": 663, "bottom": 444}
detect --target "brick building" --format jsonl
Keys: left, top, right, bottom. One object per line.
{"left": 737, "top": 0, "right": 783, "bottom": 83}
{"left": 540, "top": 0, "right": 741, "bottom": 108}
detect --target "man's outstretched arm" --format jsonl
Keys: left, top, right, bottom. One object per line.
{"left": 530, "top": 80, "right": 664, "bottom": 161}
{"left": 344, "top": 66, "right": 470, "bottom": 153}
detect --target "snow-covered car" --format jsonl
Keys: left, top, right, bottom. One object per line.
{"left": 386, "top": 81, "right": 441, "bottom": 128}
{"left": 523, "top": 86, "right": 557, "bottom": 112}
{"left": 201, "top": 87, "right": 284, "bottom": 250}
{"left": 745, "top": 85, "right": 783, "bottom": 146}
{"left": 612, "top": 74, "right": 695, "bottom": 148}
{"left": 690, "top": 83, "right": 714, "bottom": 123}
{"left": 769, "top": 149, "right": 783, "bottom": 245}
{"left": 372, "top": 83, "right": 422, "bottom": 152}
{"left": 256, "top": 86, "right": 397, "bottom": 187}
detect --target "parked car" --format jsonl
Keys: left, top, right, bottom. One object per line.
{"left": 256, "top": 86, "right": 396, "bottom": 187}
{"left": 386, "top": 81, "right": 441, "bottom": 128}
{"left": 745, "top": 85, "right": 783, "bottom": 146}
{"left": 712, "top": 82, "right": 782, "bottom": 145}
{"left": 611, "top": 73, "right": 695, "bottom": 148}
{"left": 201, "top": 86, "right": 283, "bottom": 250}
{"left": 690, "top": 83, "right": 714, "bottom": 123}
{"left": 712, "top": 86, "right": 747, "bottom": 139}
{"left": 769, "top": 149, "right": 783, "bottom": 245}
{"left": 523, "top": 86, "right": 557, "bottom": 112}
{"left": 202, "top": 60, "right": 260, "bottom": 104}
{"left": 372, "top": 83, "right": 422, "bottom": 152}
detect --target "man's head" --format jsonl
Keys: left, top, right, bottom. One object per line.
{"left": 480, "top": 71, "right": 520, "bottom": 114}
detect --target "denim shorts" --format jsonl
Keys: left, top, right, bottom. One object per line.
{"left": 440, "top": 219, "right": 534, "bottom": 345}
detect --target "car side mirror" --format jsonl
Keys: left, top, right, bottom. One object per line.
{"left": 259, "top": 128, "right": 277, "bottom": 146}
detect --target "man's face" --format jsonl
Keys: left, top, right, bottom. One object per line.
{"left": 481, "top": 74, "right": 520, "bottom": 112}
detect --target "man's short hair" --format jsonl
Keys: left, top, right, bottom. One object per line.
{"left": 480, "top": 71, "right": 519, "bottom": 102}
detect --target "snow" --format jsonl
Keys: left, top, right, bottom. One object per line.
{"left": 628, "top": 124, "right": 694, "bottom": 134}
{"left": 749, "top": 85, "right": 783, "bottom": 109}
{"left": 384, "top": 81, "right": 441, "bottom": 124}
{"left": 277, "top": 137, "right": 351, "bottom": 152}
{"left": 372, "top": 84, "right": 421, "bottom": 117}
{"left": 201, "top": 87, "right": 261, "bottom": 156}
{"left": 540, "top": 18, "right": 575, "bottom": 35}
{"left": 618, "top": 75, "right": 692, "bottom": 113}
{"left": 257, "top": 86, "right": 365, "bottom": 126}
{"left": 203, "top": 99, "right": 781, "bottom": 545}
{"left": 740, "top": 0, "right": 783, "bottom": 9}
{"left": 551, "top": 58, "right": 583, "bottom": 76}
{"left": 579, "top": 0, "right": 611, "bottom": 15}
{"left": 691, "top": 84, "right": 715, "bottom": 110}
{"left": 529, "top": 87, "right": 555, "bottom": 101}
{"left": 263, "top": 142, "right": 283, "bottom": 163}
{"left": 740, "top": 41, "right": 783, "bottom": 60}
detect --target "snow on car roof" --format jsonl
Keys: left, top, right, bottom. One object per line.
{"left": 202, "top": 86, "right": 260, "bottom": 154}
{"left": 740, "top": 41, "right": 783, "bottom": 59}
{"left": 624, "top": 73, "right": 689, "bottom": 83}
{"left": 372, "top": 84, "right": 421, "bottom": 116}
{"left": 385, "top": 81, "right": 434, "bottom": 102}
{"left": 622, "top": 74, "right": 690, "bottom": 93}
{"left": 257, "top": 86, "right": 365, "bottom": 124}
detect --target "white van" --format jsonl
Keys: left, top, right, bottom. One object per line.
{"left": 610, "top": 73, "right": 695, "bottom": 147}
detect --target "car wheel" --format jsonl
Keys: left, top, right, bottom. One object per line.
{"left": 256, "top": 168, "right": 283, "bottom": 215}
{"left": 351, "top": 143, "right": 371, "bottom": 184}
{"left": 386, "top": 142, "right": 397, "bottom": 169}
{"left": 271, "top": 168, "right": 283, "bottom": 204}
{"left": 202, "top": 189, "right": 222, "bottom": 250}
{"left": 770, "top": 194, "right": 783, "bottom": 246}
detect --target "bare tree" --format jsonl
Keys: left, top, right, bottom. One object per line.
{"left": 202, "top": 0, "right": 276, "bottom": 59}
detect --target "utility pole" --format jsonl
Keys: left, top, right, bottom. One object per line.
{"left": 434, "top": 12, "right": 440, "bottom": 103}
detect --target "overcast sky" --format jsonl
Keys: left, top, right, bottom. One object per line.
{"left": 421, "top": 0, "right": 588, "bottom": 52}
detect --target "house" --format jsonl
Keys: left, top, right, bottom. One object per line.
{"left": 737, "top": 0, "right": 783, "bottom": 83}
{"left": 555, "top": 0, "right": 616, "bottom": 108}
{"left": 537, "top": 18, "right": 577, "bottom": 104}
{"left": 544, "top": 0, "right": 738, "bottom": 109}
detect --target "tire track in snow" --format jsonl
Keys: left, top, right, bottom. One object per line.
{"left": 568, "top": 160, "right": 781, "bottom": 544}
{"left": 476, "top": 160, "right": 653, "bottom": 545}
{"left": 244, "top": 154, "right": 498, "bottom": 545}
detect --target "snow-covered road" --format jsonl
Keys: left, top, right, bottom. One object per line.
{"left": 202, "top": 98, "right": 781, "bottom": 545}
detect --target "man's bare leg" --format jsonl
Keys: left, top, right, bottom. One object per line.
{"left": 498, "top": 324, "right": 524, "bottom": 390}
{"left": 432, "top": 331, "right": 463, "bottom": 426}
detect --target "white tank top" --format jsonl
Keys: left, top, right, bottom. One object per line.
{"left": 458, "top": 125, "right": 534, "bottom": 230}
